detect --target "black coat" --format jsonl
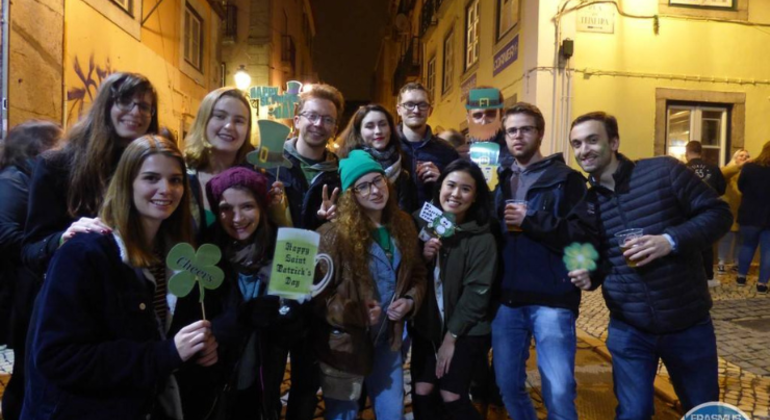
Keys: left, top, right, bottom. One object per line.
{"left": 398, "top": 125, "right": 460, "bottom": 206}
{"left": 737, "top": 162, "right": 770, "bottom": 228}
{"left": 587, "top": 155, "right": 732, "bottom": 334}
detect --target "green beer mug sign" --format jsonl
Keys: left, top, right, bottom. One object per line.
{"left": 268, "top": 228, "right": 333, "bottom": 303}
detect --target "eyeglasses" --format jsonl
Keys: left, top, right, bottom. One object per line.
{"left": 115, "top": 97, "right": 155, "bottom": 116}
{"left": 353, "top": 175, "right": 387, "bottom": 197}
{"left": 300, "top": 112, "right": 336, "bottom": 127}
{"left": 399, "top": 102, "right": 431, "bottom": 112}
{"left": 471, "top": 110, "right": 499, "bottom": 120}
{"left": 505, "top": 126, "right": 537, "bottom": 137}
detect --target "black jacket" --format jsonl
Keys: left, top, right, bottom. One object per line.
{"left": 398, "top": 125, "right": 459, "bottom": 206}
{"left": 737, "top": 162, "right": 770, "bottom": 228}
{"left": 494, "top": 154, "right": 596, "bottom": 312}
{"left": 587, "top": 155, "right": 732, "bottom": 334}
{"left": 686, "top": 158, "right": 726, "bottom": 196}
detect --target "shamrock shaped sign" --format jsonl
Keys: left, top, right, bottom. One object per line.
{"left": 167, "top": 243, "right": 225, "bottom": 318}
{"left": 563, "top": 242, "right": 599, "bottom": 272}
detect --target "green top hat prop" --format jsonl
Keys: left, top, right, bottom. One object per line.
{"left": 466, "top": 88, "right": 504, "bottom": 110}
{"left": 248, "top": 120, "right": 294, "bottom": 172}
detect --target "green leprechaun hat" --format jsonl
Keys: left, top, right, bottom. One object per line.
{"left": 247, "top": 120, "right": 293, "bottom": 169}
{"left": 466, "top": 88, "right": 504, "bottom": 110}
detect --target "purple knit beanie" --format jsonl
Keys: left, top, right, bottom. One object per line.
{"left": 205, "top": 167, "right": 270, "bottom": 212}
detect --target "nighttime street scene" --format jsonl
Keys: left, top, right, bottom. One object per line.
{"left": 1, "top": 0, "right": 770, "bottom": 419}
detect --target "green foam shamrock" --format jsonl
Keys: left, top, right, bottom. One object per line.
{"left": 166, "top": 243, "right": 225, "bottom": 305}
{"left": 563, "top": 242, "right": 599, "bottom": 272}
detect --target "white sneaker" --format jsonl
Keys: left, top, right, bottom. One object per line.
{"left": 708, "top": 279, "right": 721, "bottom": 288}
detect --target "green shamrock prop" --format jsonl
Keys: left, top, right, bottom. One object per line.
{"left": 563, "top": 242, "right": 599, "bottom": 272}
{"left": 166, "top": 243, "right": 225, "bottom": 320}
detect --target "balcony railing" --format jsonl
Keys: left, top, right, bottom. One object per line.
{"left": 281, "top": 35, "right": 296, "bottom": 73}
{"left": 420, "top": 0, "right": 442, "bottom": 38}
{"left": 223, "top": 4, "right": 237, "bottom": 43}
{"left": 391, "top": 37, "right": 422, "bottom": 95}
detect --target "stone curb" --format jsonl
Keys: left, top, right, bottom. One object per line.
{"left": 576, "top": 328, "right": 683, "bottom": 413}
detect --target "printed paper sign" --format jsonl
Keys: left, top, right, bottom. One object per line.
{"left": 247, "top": 120, "right": 293, "bottom": 169}
{"left": 419, "top": 202, "right": 444, "bottom": 224}
{"left": 167, "top": 243, "right": 225, "bottom": 319}
{"left": 470, "top": 142, "right": 501, "bottom": 190}
{"left": 268, "top": 228, "right": 322, "bottom": 301}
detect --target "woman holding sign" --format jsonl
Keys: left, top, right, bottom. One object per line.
{"left": 313, "top": 150, "right": 425, "bottom": 420}
{"left": 22, "top": 135, "right": 218, "bottom": 420}
{"left": 411, "top": 159, "right": 497, "bottom": 420}
{"left": 338, "top": 104, "right": 418, "bottom": 213}
{"left": 184, "top": 87, "right": 254, "bottom": 237}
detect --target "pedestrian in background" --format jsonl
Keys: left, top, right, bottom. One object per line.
{"left": 313, "top": 150, "right": 425, "bottom": 420}
{"left": 0, "top": 120, "right": 62, "bottom": 420}
{"left": 718, "top": 149, "right": 750, "bottom": 275}
{"left": 184, "top": 87, "right": 254, "bottom": 238}
{"left": 411, "top": 159, "right": 497, "bottom": 420}
{"left": 21, "top": 135, "right": 217, "bottom": 420}
{"left": 338, "top": 104, "right": 418, "bottom": 213}
{"left": 736, "top": 141, "right": 770, "bottom": 292}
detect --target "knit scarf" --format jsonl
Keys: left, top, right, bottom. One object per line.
{"left": 225, "top": 240, "right": 263, "bottom": 275}
{"left": 363, "top": 143, "right": 402, "bottom": 183}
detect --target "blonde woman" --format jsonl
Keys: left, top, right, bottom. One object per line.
{"left": 718, "top": 149, "right": 750, "bottom": 274}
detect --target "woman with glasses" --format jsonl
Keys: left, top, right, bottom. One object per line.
{"left": 339, "top": 104, "right": 418, "bottom": 213}
{"left": 184, "top": 87, "right": 254, "bottom": 238}
{"left": 21, "top": 135, "right": 217, "bottom": 420}
{"left": 22, "top": 72, "right": 159, "bottom": 281}
{"left": 411, "top": 159, "right": 497, "bottom": 420}
{"left": 312, "top": 150, "right": 425, "bottom": 420}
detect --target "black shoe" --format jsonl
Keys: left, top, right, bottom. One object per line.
{"left": 758, "top": 284, "right": 768, "bottom": 294}
{"left": 737, "top": 276, "right": 747, "bottom": 286}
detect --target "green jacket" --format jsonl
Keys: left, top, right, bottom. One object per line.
{"left": 412, "top": 217, "right": 497, "bottom": 344}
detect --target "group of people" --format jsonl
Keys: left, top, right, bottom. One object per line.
{"left": 0, "top": 69, "right": 765, "bottom": 420}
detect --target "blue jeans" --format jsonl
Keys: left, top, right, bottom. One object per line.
{"left": 606, "top": 317, "right": 718, "bottom": 420}
{"left": 492, "top": 305, "right": 577, "bottom": 420}
{"left": 324, "top": 339, "right": 404, "bottom": 420}
{"left": 717, "top": 231, "right": 741, "bottom": 265}
{"left": 738, "top": 225, "right": 770, "bottom": 284}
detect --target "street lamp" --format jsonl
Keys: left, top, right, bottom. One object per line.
{"left": 234, "top": 65, "right": 251, "bottom": 91}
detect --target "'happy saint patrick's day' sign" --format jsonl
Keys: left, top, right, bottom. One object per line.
{"left": 268, "top": 228, "right": 333, "bottom": 303}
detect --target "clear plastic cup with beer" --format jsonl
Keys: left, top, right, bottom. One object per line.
{"left": 505, "top": 199, "right": 528, "bottom": 232}
{"left": 615, "top": 228, "right": 644, "bottom": 268}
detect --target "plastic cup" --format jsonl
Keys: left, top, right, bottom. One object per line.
{"left": 615, "top": 228, "right": 644, "bottom": 268}
{"left": 505, "top": 199, "right": 528, "bottom": 232}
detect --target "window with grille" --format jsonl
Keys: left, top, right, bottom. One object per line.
{"left": 184, "top": 5, "right": 203, "bottom": 71}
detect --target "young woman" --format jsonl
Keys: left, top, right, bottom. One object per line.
{"left": 338, "top": 104, "right": 417, "bottom": 213}
{"left": 22, "top": 72, "right": 159, "bottom": 276}
{"left": 410, "top": 159, "right": 497, "bottom": 420}
{"left": 718, "top": 149, "right": 750, "bottom": 273}
{"left": 21, "top": 135, "right": 218, "bottom": 420}
{"left": 0, "top": 120, "right": 62, "bottom": 420}
{"left": 736, "top": 142, "right": 770, "bottom": 292}
{"left": 313, "top": 150, "right": 425, "bottom": 420}
{"left": 184, "top": 87, "right": 254, "bottom": 235}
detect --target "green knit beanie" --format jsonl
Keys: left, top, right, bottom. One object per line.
{"left": 339, "top": 150, "right": 385, "bottom": 192}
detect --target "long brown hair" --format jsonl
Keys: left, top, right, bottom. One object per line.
{"left": 338, "top": 104, "right": 402, "bottom": 159}
{"left": 100, "top": 135, "right": 192, "bottom": 267}
{"left": 65, "top": 72, "right": 159, "bottom": 218}
{"left": 0, "top": 120, "right": 62, "bottom": 173}
{"left": 184, "top": 87, "right": 254, "bottom": 171}
{"left": 334, "top": 180, "right": 419, "bottom": 283}
{"left": 754, "top": 141, "right": 770, "bottom": 167}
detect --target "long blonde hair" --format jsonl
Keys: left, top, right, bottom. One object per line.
{"left": 101, "top": 135, "right": 193, "bottom": 267}
{"left": 334, "top": 180, "right": 419, "bottom": 283}
{"left": 184, "top": 87, "right": 254, "bottom": 170}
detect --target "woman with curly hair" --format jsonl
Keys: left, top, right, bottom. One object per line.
{"left": 411, "top": 159, "right": 497, "bottom": 420}
{"left": 184, "top": 87, "right": 254, "bottom": 237}
{"left": 338, "top": 104, "right": 417, "bottom": 213}
{"left": 312, "top": 150, "right": 425, "bottom": 420}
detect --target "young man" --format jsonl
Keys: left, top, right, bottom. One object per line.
{"left": 396, "top": 82, "right": 459, "bottom": 206}
{"left": 685, "top": 140, "right": 727, "bottom": 287}
{"left": 266, "top": 83, "right": 344, "bottom": 420}
{"left": 492, "top": 103, "right": 594, "bottom": 420}
{"left": 568, "top": 112, "right": 732, "bottom": 419}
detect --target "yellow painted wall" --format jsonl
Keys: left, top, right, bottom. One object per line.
{"left": 570, "top": 1, "right": 770, "bottom": 160}
{"left": 64, "top": 0, "right": 219, "bottom": 140}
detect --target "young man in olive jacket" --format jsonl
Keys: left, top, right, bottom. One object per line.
{"left": 492, "top": 103, "right": 597, "bottom": 420}
{"left": 568, "top": 112, "right": 732, "bottom": 418}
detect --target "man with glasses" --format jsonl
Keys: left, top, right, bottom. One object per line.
{"left": 492, "top": 102, "right": 595, "bottom": 420}
{"left": 265, "top": 83, "right": 344, "bottom": 420}
{"left": 396, "top": 82, "right": 459, "bottom": 206}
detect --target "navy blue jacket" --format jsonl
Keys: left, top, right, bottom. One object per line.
{"left": 737, "top": 162, "right": 770, "bottom": 228}
{"left": 398, "top": 125, "right": 459, "bottom": 206}
{"left": 495, "top": 154, "right": 595, "bottom": 312}
{"left": 587, "top": 155, "right": 732, "bottom": 334}
{"left": 22, "top": 233, "right": 183, "bottom": 420}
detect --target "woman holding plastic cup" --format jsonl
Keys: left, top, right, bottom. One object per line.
{"left": 411, "top": 159, "right": 497, "bottom": 420}
{"left": 313, "top": 150, "right": 425, "bottom": 420}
